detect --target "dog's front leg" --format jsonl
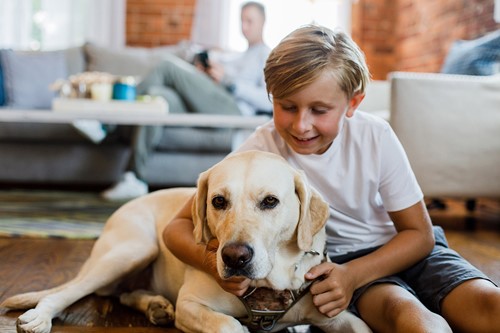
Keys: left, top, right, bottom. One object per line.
{"left": 175, "top": 298, "right": 249, "bottom": 333}
{"left": 175, "top": 270, "right": 249, "bottom": 333}
{"left": 120, "top": 289, "right": 175, "bottom": 326}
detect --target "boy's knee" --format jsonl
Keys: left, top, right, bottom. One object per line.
{"left": 388, "top": 298, "right": 449, "bottom": 332}
{"left": 441, "top": 279, "right": 500, "bottom": 332}
{"left": 361, "top": 287, "right": 451, "bottom": 333}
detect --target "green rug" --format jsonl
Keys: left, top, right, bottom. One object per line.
{"left": 0, "top": 190, "right": 122, "bottom": 239}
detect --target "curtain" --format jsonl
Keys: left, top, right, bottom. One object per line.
{"left": 0, "top": 0, "right": 125, "bottom": 50}
{"left": 191, "top": 0, "right": 353, "bottom": 52}
{"left": 85, "top": 0, "right": 126, "bottom": 49}
{"left": 192, "top": 0, "right": 232, "bottom": 49}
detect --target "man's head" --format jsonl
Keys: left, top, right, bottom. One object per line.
{"left": 240, "top": 2, "right": 266, "bottom": 46}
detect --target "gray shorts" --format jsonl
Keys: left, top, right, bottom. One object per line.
{"left": 330, "top": 226, "right": 497, "bottom": 316}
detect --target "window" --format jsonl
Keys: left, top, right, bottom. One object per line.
{"left": 227, "top": 0, "right": 352, "bottom": 51}
{"left": 0, "top": 0, "right": 124, "bottom": 51}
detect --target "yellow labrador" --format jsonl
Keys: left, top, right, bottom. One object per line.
{"left": 1, "top": 150, "right": 371, "bottom": 333}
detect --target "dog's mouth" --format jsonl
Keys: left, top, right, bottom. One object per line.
{"left": 223, "top": 267, "right": 255, "bottom": 279}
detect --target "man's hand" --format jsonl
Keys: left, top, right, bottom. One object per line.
{"left": 205, "top": 61, "right": 225, "bottom": 83}
{"left": 205, "top": 239, "right": 251, "bottom": 296}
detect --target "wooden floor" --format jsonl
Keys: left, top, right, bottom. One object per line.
{"left": 0, "top": 198, "right": 499, "bottom": 333}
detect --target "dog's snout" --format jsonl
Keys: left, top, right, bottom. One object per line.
{"left": 221, "top": 243, "right": 253, "bottom": 270}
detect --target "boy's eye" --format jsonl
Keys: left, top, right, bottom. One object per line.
{"left": 280, "top": 104, "right": 296, "bottom": 111}
{"left": 312, "top": 108, "right": 328, "bottom": 114}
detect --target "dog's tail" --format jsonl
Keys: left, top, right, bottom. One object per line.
{"left": 1, "top": 284, "right": 67, "bottom": 310}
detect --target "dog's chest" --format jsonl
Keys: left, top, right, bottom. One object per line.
{"left": 238, "top": 283, "right": 312, "bottom": 332}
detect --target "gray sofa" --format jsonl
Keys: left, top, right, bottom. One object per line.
{"left": 0, "top": 43, "right": 250, "bottom": 188}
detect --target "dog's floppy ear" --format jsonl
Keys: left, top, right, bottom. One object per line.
{"left": 192, "top": 169, "right": 213, "bottom": 244}
{"left": 294, "top": 169, "right": 330, "bottom": 250}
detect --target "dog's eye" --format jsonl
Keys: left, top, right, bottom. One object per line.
{"left": 212, "top": 196, "right": 228, "bottom": 210}
{"left": 260, "top": 195, "right": 279, "bottom": 209}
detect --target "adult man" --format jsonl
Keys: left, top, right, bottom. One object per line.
{"left": 100, "top": 1, "right": 271, "bottom": 201}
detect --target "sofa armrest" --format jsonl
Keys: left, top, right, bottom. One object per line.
{"left": 389, "top": 72, "right": 500, "bottom": 198}
{"left": 358, "top": 80, "right": 390, "bottom": 120}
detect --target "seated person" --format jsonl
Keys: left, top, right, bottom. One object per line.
{"left": 82, "top": 1, "right": 271, "bottom": 201}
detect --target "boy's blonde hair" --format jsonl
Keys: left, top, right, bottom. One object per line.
{"left": 264, "top": 25, "right": 370, "bottom": 100}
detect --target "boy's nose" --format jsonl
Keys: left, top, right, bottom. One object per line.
{"left": 292, "top": 110, "right": 312, "bottom": 132}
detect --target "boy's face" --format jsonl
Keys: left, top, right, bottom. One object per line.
{"left": 273, "top": 71, "right": 364, "bottom": 155}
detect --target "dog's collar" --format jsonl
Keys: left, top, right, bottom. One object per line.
{"left": 237, "top": 247, "right": 327, "bottom": 332}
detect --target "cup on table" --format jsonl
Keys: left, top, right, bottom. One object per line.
{"left": 90, "top": 83, "right": 113, "bottom": 101}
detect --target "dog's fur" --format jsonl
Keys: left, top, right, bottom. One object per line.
{"left": 1, "top": 150, "right": 371, "bottom": 333}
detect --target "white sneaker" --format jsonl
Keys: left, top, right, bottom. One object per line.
{"left": 73, "top": 120, "right": 107, "bottom": 144}
{"left": 101, "top": 171, "right": 148, "bottom": 201}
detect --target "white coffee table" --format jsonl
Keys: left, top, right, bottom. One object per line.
{"left": 0, "top": 98, "right": 270, "bottom": 129}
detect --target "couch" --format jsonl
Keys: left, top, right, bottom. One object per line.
{"left": 389, "top": 30, "right": 500, "bottom": 200}
{"left": 389, "top": 72, "right": 500, "bottom": 199}
{"left": 0, "top": 43, "right": 259, "bottom": 188}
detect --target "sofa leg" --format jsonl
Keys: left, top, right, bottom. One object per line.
{"left": 465, "top": 198, "right": 477, "bottom": 231}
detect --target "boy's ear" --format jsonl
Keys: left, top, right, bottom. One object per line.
{"left": 346, "top": 93, "right": 365, "bottom": 117}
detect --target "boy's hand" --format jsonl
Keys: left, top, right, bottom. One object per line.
{"left": 205, "top": 239, "right": 251, "bottom": 296}
{"left": 305, "top": 262, "right": 355, "bottom": 318}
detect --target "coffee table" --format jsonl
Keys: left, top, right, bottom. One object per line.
{"left": 0, "top": 98, "right": 270, "bottom": 129}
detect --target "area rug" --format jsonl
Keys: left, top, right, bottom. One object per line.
{"left": 0, "top": 190, "right": 122, "bottom": 239}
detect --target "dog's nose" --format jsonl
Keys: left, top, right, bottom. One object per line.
{"left": 221, "top": 243, "right": 253, "bottom": 269}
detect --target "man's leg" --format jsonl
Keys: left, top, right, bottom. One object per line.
{"left": 441, "top": 278, "right": 500, "bottom": 333}
{"left": 101, "top": 125, "right": 157, "bottom": 201}
{"left": 137, "top": 55, "right": 240, "bottom": 115}
{"left": 356, "top": 283, "right": 452, "bottom": 333}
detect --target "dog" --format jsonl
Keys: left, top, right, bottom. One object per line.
{"left": 1, "top": 150, "right": 371, "bottom": 333}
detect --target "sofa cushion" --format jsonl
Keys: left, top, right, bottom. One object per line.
{"left": 441, "top": 30, "right": 500, "bottom": 76}
{"left": 63, "top": 46, "right": 86, "bottom": 75}
{"left": 84, "top": 41, "right": 198, "bottom": 79}
{"left": 0, "top": 49, "right": 67, "bottom": 108}
{"left": 156, "top": 127, "right": 234, "bottom": 152}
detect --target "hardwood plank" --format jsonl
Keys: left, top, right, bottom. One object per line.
{"left": 0, "top": 238, "right": 182, "bottom": 332}
{"left": 0, "top": 197, "right": 498, "bottom": 332}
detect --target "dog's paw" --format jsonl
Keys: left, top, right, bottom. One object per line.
{"left": 146, "top": 297, "right": 175, "bottom": 326}
{"left": 16, "top": 309, "right": 52, "bottom": 333}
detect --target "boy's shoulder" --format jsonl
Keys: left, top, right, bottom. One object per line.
{"left": 350, "top": 110, "right": 390, "bottom": 130}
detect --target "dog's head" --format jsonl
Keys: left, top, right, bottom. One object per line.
{"left": 192, "top": 150, "right": 329, "bottom": 283}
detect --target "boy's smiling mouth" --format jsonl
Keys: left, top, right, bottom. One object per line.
{"left": 292, "top": 134, "right": 319, "bottom": 142}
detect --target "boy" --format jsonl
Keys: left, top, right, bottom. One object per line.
{"left": 164, "top": 25, "right": 500, "bottom": 332}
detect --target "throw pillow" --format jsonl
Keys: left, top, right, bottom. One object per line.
{"left": 84, "top": 42, "right": 194, "bottom": 79}
{"left": 441, "top": 29, "right": 500, "bottom": 75}
{"left": 0, "top": 49, "right": 67, "bottom": 109}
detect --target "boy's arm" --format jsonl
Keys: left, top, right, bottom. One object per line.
{"left": 345, "top": 199, "right": 435, "bottom": 290}
{"left": 306, "top": 199, "right": 435, "bottom": 317}
{"left": 162, "top": 195, "right": 251, "bottom": 296}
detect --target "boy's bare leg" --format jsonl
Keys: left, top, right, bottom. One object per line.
{"left": 441, "top": 279, "right": 500, "bottom": 333}
{"left": 356, "top": 283, "right": 451, "bottom": 333}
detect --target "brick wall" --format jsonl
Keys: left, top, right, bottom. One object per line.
{"left": 125, "top": 0, "right": 499, "bottom": 78}
{"left": 126, "top": 0, "right": 196, "bottom": 47}
{"left": 352, "top": 0, "right": 500, "bottom": 80}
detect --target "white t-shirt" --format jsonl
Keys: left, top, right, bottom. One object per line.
{"left": 222, "top": 43, "right": 272, "bottom": 115}
{"left": 236, "top": 111, "right": 423, "bottom": 255}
